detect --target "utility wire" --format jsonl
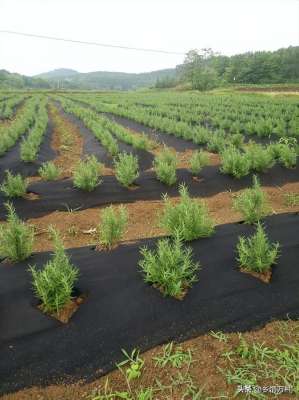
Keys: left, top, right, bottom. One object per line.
{"left": 0, "top": 30, "right": 186, "bottom": 56}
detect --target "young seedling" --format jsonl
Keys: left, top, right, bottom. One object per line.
{"left": 139, "top": 232, "right": 200, "bottom": 299}
{"left": 0, "top": 170, "right": 28, "bottom": 198}
{"left": 73, "top": 155, "right": 103, "bottom": 191}
{"left": 233, "top": 176, "right": 270, "bottom": 223}
{"left": 153, "top": 147, "right": 177, "bottom": 186}
{"left": 189, "top": 150, "right": 209, "bottom": 176}
{"left": 97, "top": 205, "right": 128, "bottom": 250}
{"left": 38, "top": 161, "right": 61, "bottom": 181}
{"left": 160, "top": 184, "right": 215, "bottom": 241}
{"left": 236, "top": 222, "right": 280, "bottom": 282}
{"left": 245, "top": 143, "right": 275, "bottom": 172}
{"left": 29, "top": 227, "right": 79, "bottom": 315}
{"left": 117, "top": 348, "right": 144, "bottom": 382}
{"left": 114, "top": 152, "right": 139, "bottom": 187}
{"left": 0, "top": 202, "right": 34, "bottom": 262}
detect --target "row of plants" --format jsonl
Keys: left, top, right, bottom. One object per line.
{"left": 0, "top": 94, "right": 26, "bottom": 120}
{"left": 0, "top": 177, "right": 281, "bottom": 317}
{"left": 20, "top": 99, "right": 49, "bottom": 162}
{"left": 0, "top": 96, "right": 40, "bottom": 156}
{"left": 72, "top": 91, "right": 299, "bottom": 138}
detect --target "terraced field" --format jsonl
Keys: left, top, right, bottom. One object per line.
{"left": 0, "top": 90, "right": 298, "bottom": 399}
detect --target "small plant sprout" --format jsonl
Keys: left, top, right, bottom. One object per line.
{"left": 153, "top": 342, "right": 192, "bottom": 368}
{"left": 139, "top": 232, "right": 200, "bottom": 299}
{"left": 38, "top": 161, "right": 61, "bottom": 181}
{"left": 153, "top": 147, "right": 178, "bottom": 186}
{"left": 114, "top": 152, "right": 139, "bottom": 187}
{"left": 189, "top": 150, "right": 209, "bottom": 175}
{"left": 29, "top": 227, "right": 79, "bottom": 314}
{"left": 236, "top": 222, "right": 280, "bottom": 278}
{"left": 233, "top": 175, "right": 270, "bottom": 224}
{"left": 73, "top": 155, "right": 103, "bottom": 191}
{"left": 0, "top": 170, "right": 28, "bottom": 198}
{"left": 0, "top": 202, "right": 34, "bottom": 262}
{"left": 97, "top": 205, "right": 128, "bottom": 250}
{"left": 160, "top": 184, "right": 215, "bottom": 241}
{"left": 117, "top": 348, "right": 144, "bottom": 382}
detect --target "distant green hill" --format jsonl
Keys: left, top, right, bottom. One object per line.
{"left": 35, "top": 68, "right": 177, "bottom": 90}
{"left": 0, "top": 69, "right": 50, "bottom": 89}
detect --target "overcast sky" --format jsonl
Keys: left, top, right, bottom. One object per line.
{"left": 0, "top": 0, "right": 298, "bottom": 76}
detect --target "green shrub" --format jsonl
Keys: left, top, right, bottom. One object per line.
{"left": 97, "top": 205, "right": 128, "bottom": 249}
{"left": 245, "top": 144, "right": 275, "bottom": 172}
{"left": 29, "top": 228, "right": 79, "bottom": 313}
{"left": 189, "top": 150, "right": 209, "bottom": 175}
{"left": 38, "top": 161, "right": 61, "bottom": 181}
{"left": 73, "top": 156, "right": 103, "bottom": 191}
{"left": 153, "top": 147, "right": 177, "bottom": 186}
{"left": 220, "top": 147, "right": 251, "bottom": 178}
{"left": 277, "top": 144, "right": 297, "bottom": 168}
{"left": 0, "top": 203, "right": 34, "bottom": 262}
{"left": 0, "top": 170, "right": 28, "bottom": 198}
{"left": 160, "top": 184, "right": 215, "bottom": 240}
{"left": 236, "top": 223, "right": 280, "bottom": 274}
{"left": 114, "top": 152, "right": 139, "bottom": 187}
{"left": 138, "top": 232, "right": 200, "bottom": 299}
{"left": 233, "top": 176, "right": 270, "bottom": 224}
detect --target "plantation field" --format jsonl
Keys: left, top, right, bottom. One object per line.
{"left": 0, "top": 90, "right": 298, "bottom": 399}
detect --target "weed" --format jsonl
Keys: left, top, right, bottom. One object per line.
{"left": 0, "top": 203, "right": 34, "bottom": 262}
{"left": 284, "top": 192, "right": 299, "bottom": 207}
{"left": 153, "top": 342, "right": 192, "bottom": 368}
{"left": 117, "top": 348, "right": 144, "bottom": 381}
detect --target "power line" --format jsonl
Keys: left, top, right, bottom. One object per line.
{"left": 0, "top": 30, "right": 186, "bottom": 56}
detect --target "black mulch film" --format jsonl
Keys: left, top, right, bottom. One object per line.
{"left": 0, "top": 163, "right": 298, "bottom": 220}
{"left": 0, "top": 213, "right": 298, "bottom": 395}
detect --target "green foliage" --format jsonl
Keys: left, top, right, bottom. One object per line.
{"left": 0, "top": 203, "right": 34, "bottom": 262}
{"left": 160, "top": 184, "right": 215, "bottom": 240}
{"left": 117, "top": 349, "right": 144, "bottom": 381}
{"left": 73, "top": 155, "right": 103, "bottom": 191}
{"left": 153, "top": 147, "right": 177, "bottom": 185}
{"left": 97, "top": 205, "right": 128, "bottom": 249}
{"left": 139, "top": 233, "right": 200, "bottom": 298}
{"left": 284, "top": 192, "right": 299, "bottom": 206}
{"left": 114, "top": 152, "right": 139, "bottom": 187}
{"left": 233, "top": 176, "right": 270, "bottom": 223}
{"left": 236, "top": 223, "right": 280, "bottom": 273}
{"left": 38, "top": 161, "right": 61, "bottom": 181}
{"left": 189, "top": 150, "right": 209, "bottom": 175}
{"left": 245, "top": 143, "right": 275, "bottom": 172}
{"left": 153, "top": 342, "right": 192, "bottom": 368}
{"left": 0, "top": 170, "right": 28, "bottom": 198}
{"left": 220, "top": 147, "right": 251, "bottom": 178}
{"left": 29, "top": 227, "right": 79, "bottom": 313}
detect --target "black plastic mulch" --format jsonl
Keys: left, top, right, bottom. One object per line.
{"left": 0, "top": 163, "right": 298, "bottom": 220}
{"left": 56, "top": 103, "right": 154, "bottom": 171}
{"left": 0, "top": 212, "right": 298, "bottom": 395}
{"left": 0, "top": 120, "right": 56, "bottom": 181}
